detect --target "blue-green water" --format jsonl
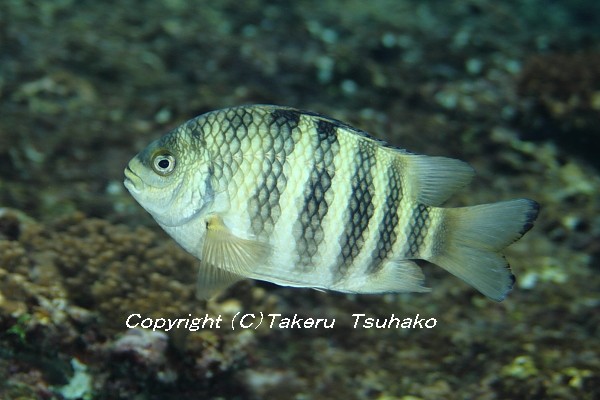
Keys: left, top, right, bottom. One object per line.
{"left": 0, "top": 1, "right": 598, "bottom": 399}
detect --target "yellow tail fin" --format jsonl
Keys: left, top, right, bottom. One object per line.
{"left": 429, "top": 199, "right": 539, "bottom": 301}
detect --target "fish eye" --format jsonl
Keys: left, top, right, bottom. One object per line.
{"left": 151, "top": 152, "right": 176, "bottom": 176}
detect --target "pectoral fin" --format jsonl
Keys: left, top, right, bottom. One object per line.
{"left": 196, "top": 263, "right": 244, "bottom": 300}
{"left": 201, "top": 214, "right": 270, "bottom": 276}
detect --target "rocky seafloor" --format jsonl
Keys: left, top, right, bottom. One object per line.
{"left": 0, "top": 0, "right": 598, "bottom": 399}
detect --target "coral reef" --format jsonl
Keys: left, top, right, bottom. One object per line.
{"left": 0, "top": 0, "right": 599, "bottom": 398}
{"left": 0, "top": 209, "right": 259, "bottom": 398}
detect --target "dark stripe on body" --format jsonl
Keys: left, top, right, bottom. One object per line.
{"left": 294, "top": 119, "right": 340, "bottom": 268}
{"left": 405, "top": 204, "right": 431, "bottom": 258}
{"left": 247, "top": 109, "right": 300, "bottom": 236}
{"left": 366, "top": 165, "right": 403, "bottom": 274}
{"left": 334, "top": 141, "right": 376, "bottom": 280}
{"left": 300, "top": 109, "right": 391, "bottom": 146}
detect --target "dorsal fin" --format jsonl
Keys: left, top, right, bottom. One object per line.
{"left": 404, "top": 154, "right": 475, "bottom": 206}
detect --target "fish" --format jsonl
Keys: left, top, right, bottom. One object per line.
{"left": 124, "top": 105, "right": 539, "bottom": 301}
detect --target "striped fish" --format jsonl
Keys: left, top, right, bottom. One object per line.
{"left": 124, "top": 105, "right": 539, "bottom": 301}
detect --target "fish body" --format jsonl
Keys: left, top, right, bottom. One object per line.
{"left": 124, "top": 105, "right": 539, "bottom": 301}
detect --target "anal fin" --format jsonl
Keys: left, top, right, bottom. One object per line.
{"left": 367, "top": 259, "right": 431, "bottom": 293}
{"left": 339, "top": 259, "right": 430, "bottom": 294}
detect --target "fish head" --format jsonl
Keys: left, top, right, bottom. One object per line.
{"left": 124, "top": 131, "right": 214, "bottom": 228}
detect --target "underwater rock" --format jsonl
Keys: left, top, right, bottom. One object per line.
{"left": 111, "top": 328, "right": 169, "bottom": 366}
{"left": 515, "top": 52, "right": 600, "bottom": 168}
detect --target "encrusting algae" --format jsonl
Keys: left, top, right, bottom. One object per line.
{"left": 0, "top": 210, "right": 198, "bottom": 327}
{"left": 0, "top": 208, "right": 260, "bottom": 398}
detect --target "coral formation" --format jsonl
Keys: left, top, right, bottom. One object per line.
{"left": 0, "top": 0, "right": 599, "bottom": 398}
{"left": 0, "top": 209, "right": 257, "bottom": 398}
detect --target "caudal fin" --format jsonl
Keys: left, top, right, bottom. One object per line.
{"left": 429, "top": 199, "right": 539, "bottom": 301}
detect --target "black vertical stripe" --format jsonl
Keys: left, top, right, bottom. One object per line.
{"left": 334, "top": 141, "right": 376, "bottom": 280}
{"left": 405, "top": 204, "right": 431, "bottom": 258}
{"left": 247, "top": 108, "right": 300, "bottom": 236}
{"left": 316, "top": 119, "right": 338, "bottom": 141}
{"left": 366, "top": 164, "right": 403, "bottom": 274}
{"left": 294, "top": 119, "right": 340, "bottom": 268}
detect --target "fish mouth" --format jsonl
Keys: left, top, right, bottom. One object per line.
{"left": 123, "top": 165, "right": 142, "bottom": 193}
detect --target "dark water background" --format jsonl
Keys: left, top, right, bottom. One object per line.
{"left": 0, "top": 1, "right": 598, "bottom": 399}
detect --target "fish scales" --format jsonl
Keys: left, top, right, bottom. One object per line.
{"left": 404, "top": 204, "right": 431, "bottom": 258}
{"left": 292, "top": 118, "right": 339, "bottom": 270}
{"left": 366, "top": 162, "right": 403, "bottom": 274}
{"left": 333, "top": 138, "right": 376, "bottom": 282}
{"left": 124, "top": 104, "right": 540, "bottom": 301}
{"left": 245, "top": 113, "right": 289, "bottom": 236}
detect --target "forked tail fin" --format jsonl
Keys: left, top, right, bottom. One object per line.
{"left": 429, "top": 199, "right": 539, "bottom": 301}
